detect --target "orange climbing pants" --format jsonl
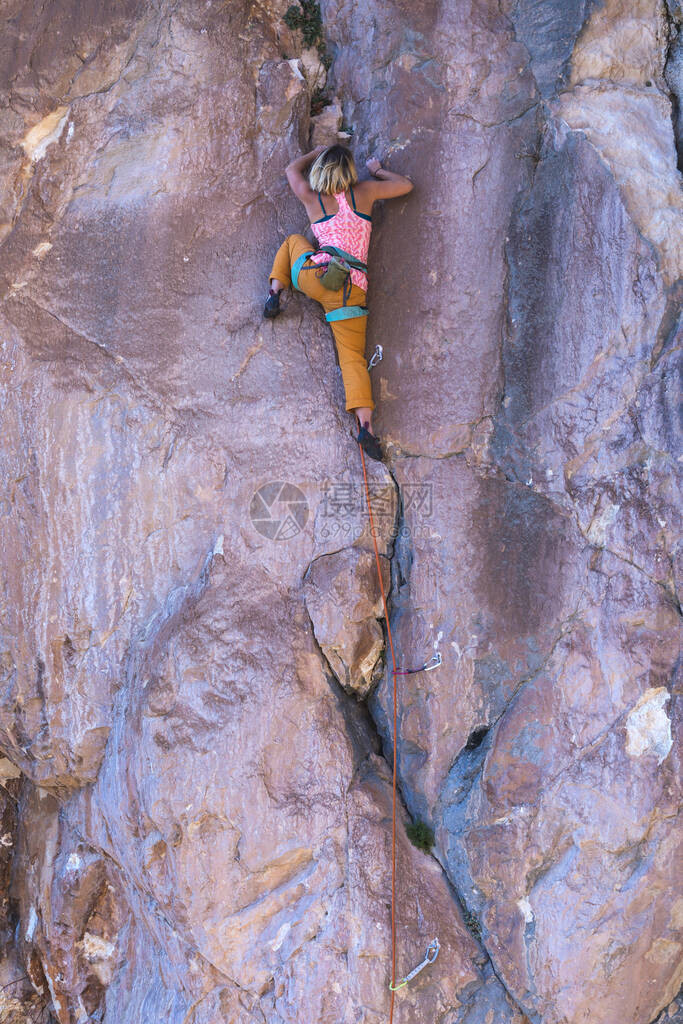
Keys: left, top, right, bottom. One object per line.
{"left": 269, "top": 233, "right": 374, "bottom": 412}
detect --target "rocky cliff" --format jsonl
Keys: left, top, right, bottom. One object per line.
{"left": 0, "top": 1, "right": 681, "bottom": 1022}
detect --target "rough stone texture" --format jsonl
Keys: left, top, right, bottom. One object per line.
{"left": 0, "top": 771, "right": 52, "bottom": 1023}
{"left": 652, "top": 989, "right": 683, "bottom": 1023}
{"left": 665, "top": 1, "right": 683, "bottom": 167}
{"left": 552, "top": 0, "right": 682, "bottom": 285}
{"left": 310, "top": 100, "right": 345, "bottom": 146}
{"left": 0, "top": 1, "right": 680, "bottom": 1023}
{"left": 304, "top": 548, "right": 391, "bottom": 697}
{"left": 508, "top": 0, "right": 603, "bottom": 98}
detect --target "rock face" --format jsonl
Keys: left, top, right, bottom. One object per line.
{"left": 0, "top": 1, "right": 680, "bottom": 1022}
{"left": 304, "top": 547, "right": 391, "bottom": 697}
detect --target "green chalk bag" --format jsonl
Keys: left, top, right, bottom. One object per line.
{"left": 316, "top": 255, "right": 351, "bottom": 291}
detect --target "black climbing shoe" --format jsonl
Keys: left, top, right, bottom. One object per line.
{"left": 357, "top": 425, "right": 384, "bottom": 462}
{"left": 263, "top": 288, "right": 281, "bottom": 319}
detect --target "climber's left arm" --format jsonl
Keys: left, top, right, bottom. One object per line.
{"left": 285, "top": 146, "right": 326, "bottom": 200}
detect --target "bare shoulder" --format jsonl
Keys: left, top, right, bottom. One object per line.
{"left": 351, "top": 178, "right": 380, "bottom": 216}
{"left": 352, "top": 179, "right": 376, "bottom": 202}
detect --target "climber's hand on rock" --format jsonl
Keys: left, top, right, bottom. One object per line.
{"left": 366, "top": 158, "right": 382, "bottom": 175}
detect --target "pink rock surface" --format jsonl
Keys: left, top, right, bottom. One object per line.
{"left": 0, "top": 0, "right": 680, "bottom": 1022}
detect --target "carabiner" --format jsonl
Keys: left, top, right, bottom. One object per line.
{"left": 367, "top": 344, "right": 383, "bottom": 370}
{"left": 388, "top": 938, "right": 440, "bottom": 990}
{"left": 393, "top": 651, "right": 442, "bottom": 677}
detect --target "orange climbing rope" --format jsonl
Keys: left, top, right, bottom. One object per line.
{"left": 357, "top": 440, "right": 442, "bottom": 1020}
{"left": 357, "top": 440, "right": 401, "bottom": 1021}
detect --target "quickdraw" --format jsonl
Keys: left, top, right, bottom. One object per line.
{"left": 395, "top": 651, "right": 441, "bottom": 676}
{"left": 367, "top": 344, "right": 383, "bottom": 370}
{"left": 389, "top": 938, "right": 440, "bottom": 991}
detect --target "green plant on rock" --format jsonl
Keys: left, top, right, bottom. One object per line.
{"left": 463, "top": 907, "right": 482, "bottom": 941}
{"left": 284, "top": 0, "right": 325, "bottom": 54}
{"left": 405, "top": 820, "right": 435, "bottom": 852}
{"left": 283, "top": 0, "right": 333, "bottom": 120}
{"left": 311, "top": 86, "right": 331, "bottom": 116}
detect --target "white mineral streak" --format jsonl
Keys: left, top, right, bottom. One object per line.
{"left": 20, "top": 107, "right": 70, "bottom": 162}
{"left": 625, "top": 687, "right": 673, "bottom": 764}
{"left": 26, "top": 906, "right": 38, "bottom": 942}
{"left": 518, "top": 897, "right": 534, "bottom": 923}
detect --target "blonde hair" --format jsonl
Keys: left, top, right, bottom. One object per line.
{"left": 309, "top": 145, "right": 358, "bottom": 194}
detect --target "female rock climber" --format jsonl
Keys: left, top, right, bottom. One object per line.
{"left": 263, "top": 143, "right": 414, "bottom": 462}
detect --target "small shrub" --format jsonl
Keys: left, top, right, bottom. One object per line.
{"left": 463, "top": 907, "right": 482, "bottom": 941}
{"left": 310, "top": 86, "right": 330, "bottom": 116}
{"left": 284, "top": 1, "right": 324, "bottom": 51}
{"left": 283, "top": 0, "right": 332, "bottom": 118}
{"left": 405, "top": 820, "right": 435, "bottom": 852}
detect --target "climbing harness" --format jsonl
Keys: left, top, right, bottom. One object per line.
{"left": 389, "top": 938, "right": 440, "bottom": 990}
{"left": 291, "top": 250, "right": 315, "bottom": 292}
{"left": 367, "top": 344, "right": 383, "bottom": 370}
{"left": 325, "top": 305, "right": 368, "bottom": 322}
{"left": 316, "top": 243, "right": 368, "bottom": 276}
{"left": 357, "top": 429, "right": 442, "bottom": 1020}
{"left": 292, "top": 245, "right": 370, "bottom": 322}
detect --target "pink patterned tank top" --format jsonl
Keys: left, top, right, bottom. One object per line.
{"left": 310, "top": 186, "right": 372, "bottom": 292}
